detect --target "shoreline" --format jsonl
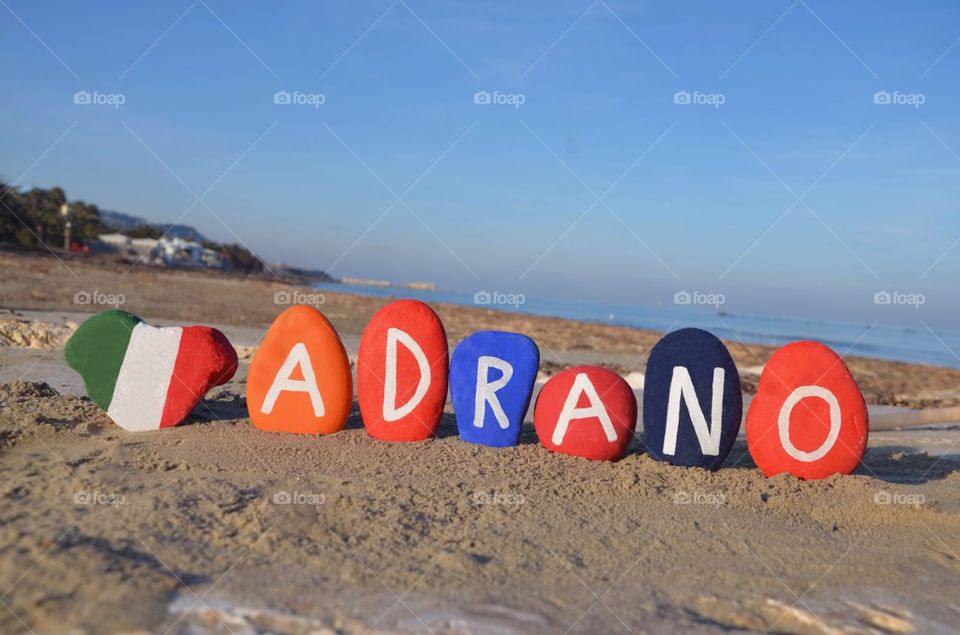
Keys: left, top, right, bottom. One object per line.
{"left": 2, "top": 251, "right": 960, "bottom": 409}
{"left": 313, "top": 279, "right": 960, "bottom": 370}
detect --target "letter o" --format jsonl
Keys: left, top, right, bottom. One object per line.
{"left": 777, "top": 385, "right": 841, "bottom": 463}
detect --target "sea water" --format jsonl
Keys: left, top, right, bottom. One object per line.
{"left": 313, "top": 282, "right": 960, "bottom": 369}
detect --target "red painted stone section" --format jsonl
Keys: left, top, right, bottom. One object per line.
{"left": 533, "top": 366, "right": 637, "bottom": 461}
{"left": 357, "top": 300, "right": 449, "bottom": 442}
{"left": 160, "top": 326, "right": 238, "bottom": 428}
{"left": 746, "top": 341, "right": 868, "bottom": 479}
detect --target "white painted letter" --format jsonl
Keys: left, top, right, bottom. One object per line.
{"left": 384, "top": 327, "right": 431, "bottom": 421}
{"left": 262, "top": 342, "right": 325, "bottom": 417}
{"left": 474, "top": 356, "right": 514, "bottom": 429}
{"left": 777, "top": 385, "right": 841, "bottom": 462}
{"left": 663, "top": 366, "right": 725, "bottom": 456}
{"left": 552, "top": 373, "right": 617, "bottom": 445}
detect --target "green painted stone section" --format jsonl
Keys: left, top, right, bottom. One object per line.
{"left": 65, "top": 310, "right": 142, "bottom": 411}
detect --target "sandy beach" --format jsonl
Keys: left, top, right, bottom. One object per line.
{"left": 2, "top": 251, "right": 960, "bottom": 634}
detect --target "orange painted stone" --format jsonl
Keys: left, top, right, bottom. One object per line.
{"left": 357, "top": 299, "right": 448, "bottom": 442}
{"left": 247, "top": 305, "right": 353, "bottom": 434}
{"left": 533, "top": 366, "right": 637, "bottom": 461}
{"left": 745, "top": 341, "right": 868, "bottom": 480}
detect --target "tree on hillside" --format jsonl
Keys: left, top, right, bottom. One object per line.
{"left": 0, "top": 178, "right": 28, "bottom": 244}
{"left": 0, "top": 182, "right": 105, "bottom": 249}
{"left": 218, "top": 243, "right": 264, "bottom": 273}
{"left": 69, "top": 201, "right": 107, "bottom": 241}
{"left": 23, "top": 186, "right": 67, "bottom": 245}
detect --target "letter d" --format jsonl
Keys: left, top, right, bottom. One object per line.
{"left": 383, "top": 328, "right": 431, "bottom": 421}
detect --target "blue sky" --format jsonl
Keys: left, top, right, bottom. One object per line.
{"left": 2, "top": 1, "right": 959, "bottom": 327}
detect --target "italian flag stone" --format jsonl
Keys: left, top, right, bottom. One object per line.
{"left": 65, "top": 310, "right": 238, "bottom": 431}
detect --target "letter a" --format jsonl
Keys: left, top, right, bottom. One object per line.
{"left": 552, "top": 372, "right": 617, "bottom": 445}
{"left": 383, "top": 327, "right": 431, "bottom": 421}
{"left": 662, "top": 366, "right": 725, "bottom": 456}
{"left": 473, "top": 356, "right": 514, "bottom": 429}
{"left": 261, "top": 342, "right": 325, "bottom": 416}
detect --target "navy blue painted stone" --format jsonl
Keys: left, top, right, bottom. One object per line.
{"left": 450, "top": 331, "right": 540, "bottom": 447}
{"left": 642, "top": 328, "right": 742, "bottom": 469}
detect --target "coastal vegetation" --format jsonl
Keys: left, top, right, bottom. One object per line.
{"left": 0, "top": 178, "right": 264, "bottom": 272}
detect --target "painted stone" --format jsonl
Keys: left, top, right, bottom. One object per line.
{"left": 533, "top": 366, "right": 636, "bottom": 461}
{"left": 65, "top": 310, "right": 237, "bottom": 431}
{"left": 357, "top": 299, "right": 448, "bottom": 442}
{"left": 745, "top": 341, "right": 868, "bottom": 479}
{"left": 642, "top": 328, "right": 742, "bottom": 469}
{"left": 450, "top": 331, "right": 539, "bottom": 447}
{"left": 247, "top": 305, "right": 352, "bottom": 434}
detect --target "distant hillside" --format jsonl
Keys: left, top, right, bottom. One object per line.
{"left": 277, "top": 264, "right": 336, "bottom": 281}
{"left": 100, "top": 210, "right": 206, "bottom": 242}
{"left": 99, "top": 209, "right": 144, "bottom": 230}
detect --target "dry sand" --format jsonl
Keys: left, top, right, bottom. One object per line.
{"left": 2, "top": 381, "right": 960, "bottom": 634}
{"left": 1, "top": 250, "right": 960, "bottom": 634}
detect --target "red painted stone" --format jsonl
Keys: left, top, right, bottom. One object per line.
{"left": 746, "top": 341, "right": 868, "bottom": 480}
{"left": 357, "top": 300, "right": 449, "bottom": 442}
{"left": 162, "top": 326, "right": 238, "bottom": 428}
{"left": 533, "top": 366, "right": 637, "bottom": 461}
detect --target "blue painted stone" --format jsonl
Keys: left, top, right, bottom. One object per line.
{"left": 450, "top": 331, "right": 540, "bottom": 447}
{"left": 642, "top": 328, "right": 742, "bottom": 469}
